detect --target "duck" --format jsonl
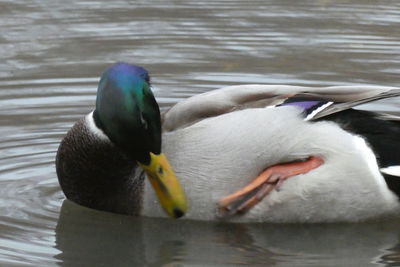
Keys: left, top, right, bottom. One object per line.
{"left": 56, "top": 62, "right": 400, "bottom": 223}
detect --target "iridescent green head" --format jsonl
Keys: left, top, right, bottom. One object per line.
{"left": 93, "top": 62, "right": 187, "bottom": 218}
{"left": 94, "top": 62, "right": 161, "bottom": 164}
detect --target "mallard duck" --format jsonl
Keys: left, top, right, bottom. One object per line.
{"left": 56, "top": 62, "right": 400, "bottom": 222}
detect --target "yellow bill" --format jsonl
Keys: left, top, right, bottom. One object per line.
{"left": 139, "top": 152, "right": 187, "bottom": 218}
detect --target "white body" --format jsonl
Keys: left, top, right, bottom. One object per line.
{"left": 142, "top": 102, "right": 400, "bottom": 222}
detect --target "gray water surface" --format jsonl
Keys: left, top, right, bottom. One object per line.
{"left": 1, "top": 0, "right": 400, "bottom": 266}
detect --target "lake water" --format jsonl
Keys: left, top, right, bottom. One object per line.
{"left": 1, "top": 0, "right": 400, "bottom": 266}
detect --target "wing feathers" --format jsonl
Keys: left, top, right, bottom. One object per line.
{"left": 163, "top": 85, "right": 400, "bottom": 131}
{"left": 311, "top": 89, "right": 400, "bottom": 120}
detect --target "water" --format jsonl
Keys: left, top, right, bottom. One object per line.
{"left": 1, "top": 0, "right": 400, "bottom": 266}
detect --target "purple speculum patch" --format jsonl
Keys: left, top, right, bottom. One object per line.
{"left": 282, "top": 101, "right": 321, "bottom": 111}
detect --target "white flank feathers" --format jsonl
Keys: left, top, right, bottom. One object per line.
{"left": 142, "top": 106, "right": 400, "bottom": 222}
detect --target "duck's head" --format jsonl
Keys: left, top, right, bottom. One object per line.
{"left": 93, "top": 62, "right": 187, "bottom": 218}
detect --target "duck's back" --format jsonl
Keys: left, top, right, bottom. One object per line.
{"left": 144, "top": 85, "right": 400, "bottom": 222}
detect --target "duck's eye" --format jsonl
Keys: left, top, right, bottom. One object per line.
{"left": 158, "top": 166, "right": 163, "bottom": 175}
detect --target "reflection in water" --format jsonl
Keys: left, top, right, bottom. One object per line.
{"left": 380, "top": 243, "right": 400, "bottom": 267}
{"left": 55, "top": 201, "right": 277, "bottom": 266}
{"left": 55, "top": 201, "right": 145, "bottom": 266}
{"left": 55, "top": 201, "right": 400, "bottom": 266}
{"left": 2, "top": 0, "right": 400, "bottom": 265}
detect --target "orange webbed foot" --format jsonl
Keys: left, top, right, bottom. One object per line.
{"left": 218, "top": 156, "right": 324, "bottom": 217}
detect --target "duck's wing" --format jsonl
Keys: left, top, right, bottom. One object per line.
{"left": 163, "top": 85, "right": 400, "bottom": 131}
{"left": 289, "top": 89, "right": 400, "bottom": 120}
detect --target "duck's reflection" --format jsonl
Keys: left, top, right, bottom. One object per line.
{"left": 55, "top": 200, "right": 400, "bottom": 266}
{"left": 55, "top": 200, "right": 146, "bottom": 266}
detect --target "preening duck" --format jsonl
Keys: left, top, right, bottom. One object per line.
{"left": 56, "top": 62, "right": 400, "bottom": 222}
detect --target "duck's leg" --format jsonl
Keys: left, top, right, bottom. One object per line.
{"left": 218, "top": 156, "right": 324, "bottom": 217}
